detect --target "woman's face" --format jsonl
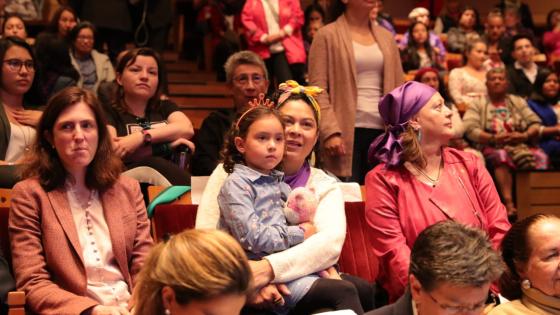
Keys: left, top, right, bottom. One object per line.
{"left": 49, "top": 101, "right": 99, "bottom": 176}
{"left": 520, "top": 218, "right": 560, "bottom": 298}
{"left": 413, "top": 93, "right": 454, "bottom": 143}
{"left": 466, "top": 42, "right": 488, "bottom": 69}
{"left": 1, "top": 45, "right": 34, "bottom": 96}
{"left": 117, "top": 55, "right": 159, "bottom": 101}
{"left": 166, "top": 292, "right": 246, "bottom": 315}
{"left": 412, "top": 23, "right": 428, "bottom": 45}
{"left": 459, "top": 9, "right": 476, "bottom": 29}
{"left": 74, "top": 27, "right": 94, "bottom": 56}
{"left": 58, "top": 10, "right": 77, "bottom": 37}
{"left": 542, "top": 73, "right": 559, "bottom": 100}
{"left": 279, "top": 99, "right": 319, "bottom": 166}
{"left": 309, "top": 10, "right": 323, "bottom": 24}
{"left": 420, "top": 71, "right": 440, "bottom": 90}
{"left": 4, "top": 17, "right": 27, "bottom": 39}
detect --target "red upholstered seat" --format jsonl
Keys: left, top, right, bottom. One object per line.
{"left": 151, "top": 204, "right": 198, "bottom": 242}
{"left": 0, "top": 207, "right": 11, "bottom": 267}
{"left": 338, "top": 202, "right": 379, "bottom": 283}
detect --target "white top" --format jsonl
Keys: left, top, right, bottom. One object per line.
{"left": 353, "top": 41, "right": 384, "bottom": 129}
{"left": 259, "top": 0, "right": 284, "bottom": 53}
{"left": 66, "top": 185, "right": 130, "bottom": 307}
{"left": 514, "top": 61, "right": 538, "bottom": 84}
{"left": 196, "top": 164, "right": 346, "bottom": 283}
{"left": 5, "top": 122, "right": 35, "bottom": 162}
{"left": 448, "top": 67, "right": 488, "bottom": 106}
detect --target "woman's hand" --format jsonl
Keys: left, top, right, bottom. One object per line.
{"left": 90, "top": 305, "right": 130, "bottom": 315}
{"left": 248, "top": 259, "right": 274, "bottom": 289}
{"left": 299, "top": 222, "right": 317, "bottom": 239}
{"left": 112, "top": 133, "right": 143, "bottom": 158}
{"left": 12, "top": 109, "right": 42, "bottom": 127}
{"left": 323, "top": 135, "right": 346, "bottom": 156}
{"left": 169, "top": 138, "right": 195, "bottom": 153}
{"left": 266, "top": 32, "right": 286, "bottom": 44}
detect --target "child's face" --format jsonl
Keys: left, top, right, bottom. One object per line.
{"left": 412, "top": 23, "right": 428, "bottom": 44}
{"left": 488, "top": 45, "right": 501, "bottom": 62}
{"left": 307, "top": 21, "right": 323, "bottom": 40}
{"left": 235, "top": 115, "right": 285, "bottom": 174}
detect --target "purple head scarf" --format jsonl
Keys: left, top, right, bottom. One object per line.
{"left": 368, "top": 81, "right": 437, "bottom": 167}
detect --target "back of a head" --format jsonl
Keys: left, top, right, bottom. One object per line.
{"left": 410, "top": 220, "right": 503, "bottom": 292}
{"left": 133, "top": 230, "right": 252, "bottom": 315}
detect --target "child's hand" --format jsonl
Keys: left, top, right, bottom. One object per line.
{"left": 320, "top": 266, "right": 342, "bottom": 280}
{"left": 299, "top": 222, "right": 316, "bottom": 239}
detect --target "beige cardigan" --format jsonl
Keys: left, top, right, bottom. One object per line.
{"left": 308, "top": 15, "right": 404, "bottom": 177}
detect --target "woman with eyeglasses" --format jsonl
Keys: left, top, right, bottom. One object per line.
{"left": 69, "top": 21, "right": 115, "bottom": 96}
{"left": 106, "top": 48, "right": 194, "bottom": 185}
{"left": 0, "top": 36, "right": 41, "bottom": 188}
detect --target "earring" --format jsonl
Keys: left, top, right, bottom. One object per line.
{"left": 521, "top": 279, "right": 531, "bottom": 290}
{"left": 164, "top": 309, "right": 171, "bottom": 315}
{"left": 416, "top": 128, "right": 423, "bottom": 143}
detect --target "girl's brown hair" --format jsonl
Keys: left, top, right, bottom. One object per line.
{"left": 21, "top": 87, "right": 122, "bottom": 191}
{"left": 221, "top": 106, "right": 285, "bottom": 173}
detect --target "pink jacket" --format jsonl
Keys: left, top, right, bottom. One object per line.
{"left": 365, "top": 148, "right": 510, "bottom": 302}
{"left": 9, "top": 176, "right": 153, "bottom": 314}
{"left": 241, "top": 0, "right": 306, "bottom": 64}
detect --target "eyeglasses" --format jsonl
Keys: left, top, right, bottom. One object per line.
{"left": 3, "top": 59, "right": 35, "bottom": 72}
{"left": 77, "top": 35, "right": 94, "bottom": 42}
{"left": 426, "top": 290, "right": 487, "bottom": 314}
{"left": 233, "top": 74, "right": 265, "bottom": 86}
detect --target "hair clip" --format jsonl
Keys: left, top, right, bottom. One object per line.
{"left": 236, "top": 93, "right": 275, "bottom": 128}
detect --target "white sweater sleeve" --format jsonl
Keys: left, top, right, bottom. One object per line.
{"left": 266, "top": 168, "right": 347, "bottom": 283}
{"left": 195, "top": 164, "right": 228, "bottom": 229}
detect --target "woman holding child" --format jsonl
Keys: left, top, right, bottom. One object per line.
{"left": 196, "top": 81, "right": 373, "bottom": 313}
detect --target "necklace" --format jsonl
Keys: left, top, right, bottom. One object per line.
{"left": 411, "top": 158, "right": 443, "bottom": 187}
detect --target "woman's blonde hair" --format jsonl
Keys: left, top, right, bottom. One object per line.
{"left": 400, "top": 125, "right": 427, "bottom": 168}
{"left": 133, "top": 229, "right": 252, "bottom": 315}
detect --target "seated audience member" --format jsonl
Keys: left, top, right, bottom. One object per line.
{"left": 366, "top": 220, "right": 504, "bottom": 315}
{"left": 35, "top": 33, "right": 80, "bottom": 103}
{"left": 485, "top": 44, "right": 506, "bottom": 71}
{"left": 433, "top": 0, "right": 461, "bottom": 34}
{"left": 133, "top": 229, "right": 251, "bottom": 315}
{"left": 191, "top": 51, "right": 269, "bottom": 176}
{"left": 374, "top": 0, "right": 395, "bottom": 32}
{"left": 482, "top": 10, "right": 512, "bottom": 66}
{"left": 106, "top": 48, "right": 194, "bottom": 185}
{"left": 401, "top": 22, "right": 445, "bottom": 72}
{"left": 305, "top": 3, "right": 326, "bottom": 28}
{"left": 399, "top": 7, "right": 446, "bottom": 66}
{"left": 0, "top": 248, "right": 15, "bottom": 314}
{"left": 495, "top": 0, "right": 534, "bottom": 31}
{"left": 369, "top": 0, "right": 396, "bottom": 35}
{"left": 448, "top": 39, "right": 489, "bottom": 106}
{"left": 9, "top": 87, "right": 153, "bottom": 314}
{"left": 196, "top": 82, "right": 376, "bottom": 313}
{"left": 489, "top": 213, "right": 560, "bottom": 315}
{"left": 502, "top": 4, "right": 535, "bottom": 40}
{"left": 506, "top": 34, "right": 542, "bottom": 99}
{"left": 366, "top": 81, "right": 510, "bottom": 302}
{"left": 528, "top": 68, "right": 560, "bottom": 168}
{"left": 463, "top": 67, "right": 546, "bottom": 217}
{"left": 44, "top": 6, "right": 78, "bottom": 39}
{"left": 69, "top": 22, "right": 116, "bottom": 95}
{"left": 446, "top": 6, "right": 482, "bottom": 53}
{"left": 543, "top": 9, "right": 560, "bottom": 63}
{"left": 1, "top": 13, "right": 27, "bottom": 40}
{"left": 0, "top": 37, "right": 41, "bottom": 188}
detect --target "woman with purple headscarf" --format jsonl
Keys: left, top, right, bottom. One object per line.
{"left": 364, "top": 81, "right": 510, "bottom": 302}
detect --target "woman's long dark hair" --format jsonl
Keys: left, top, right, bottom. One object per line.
{"left": 530, "top": 68, "right": 559, "bottom": 104}
{"left": 402, "top": 22, "right": 437, "bottom": 72}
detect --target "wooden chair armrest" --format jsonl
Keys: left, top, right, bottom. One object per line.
{"left": 7, "top": 291, "right": 25, "bottom": 315}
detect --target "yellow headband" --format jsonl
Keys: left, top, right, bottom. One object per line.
{"left": 277, "top": 80, "right": 323, "bottom": 122}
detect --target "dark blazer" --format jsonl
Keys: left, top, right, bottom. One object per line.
{"left": 9, "top": 176, "right": 153, "bottom": 314}
{"left": 506, "top": 65, "right": 542, "bottom": 99}
{"left": 365, "top": 290, "right": 414, "bottom": 315}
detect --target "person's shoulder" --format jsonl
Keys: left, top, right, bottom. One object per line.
{"left": 113, "top": 175, "right": 141, "bottom": 191}
{"left": 487, "top": 299, "right": 535, "bottom": 315}
{"left": 365, "top": 163, "right": 405, "bottom": 187}
{"left": 314, "top": 20, "right": 340, "bottom": 39}
{"left": 204, "top": 109, "right": 235, "bottom": 125}
{"left": 444, "top": 147, "right": 479, "bottom": 164}
{"left": 12, "top": 177, "right": 42, "bottom": 192}
{"left": 91, "top": 49, "right": 111, "bottom": 62}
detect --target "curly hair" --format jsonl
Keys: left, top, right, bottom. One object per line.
{"left": 221, "top": 107, "right": 285, "bottom": 173}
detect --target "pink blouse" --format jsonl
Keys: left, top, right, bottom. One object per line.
{"left": 365, "top": 148, "right": 510, "bottom": 302}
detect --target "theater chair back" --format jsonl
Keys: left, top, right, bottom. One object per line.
{"left": 151, "top": 204, "right": 198, "bottom": 242}
{"left": 338, "top": 201, "right": 379, "bottom": 283}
